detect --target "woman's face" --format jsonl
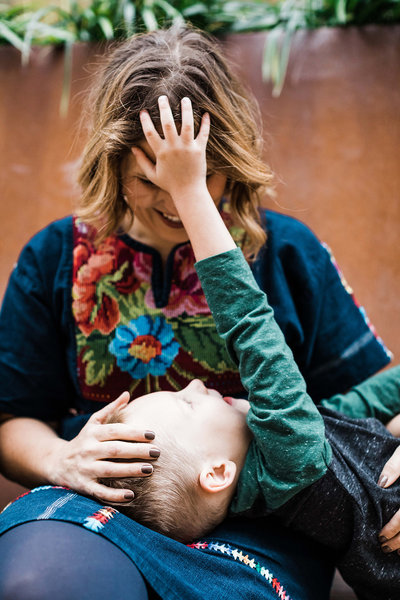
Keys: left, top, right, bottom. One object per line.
{"left": 121, "top": 140, "right": 227, "bottom": 252}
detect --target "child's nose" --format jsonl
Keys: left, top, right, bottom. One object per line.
{"left": 188, "top": 379, "right": 207, "bottom": 394}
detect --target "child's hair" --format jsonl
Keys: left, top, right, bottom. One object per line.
{"left": 101, "top": 413, "right": 227, "bottom": 543}
{"left": 77, "top": 24, "right": 273, "bottom": 257}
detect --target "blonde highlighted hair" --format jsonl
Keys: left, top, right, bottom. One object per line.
{"left": 77, "top": 24, "right": 273, "bottom": 257}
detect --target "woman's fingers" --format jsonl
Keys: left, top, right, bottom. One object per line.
{"left": 379, "top": 508, "right": 400, "bottom": 549}
{"left": 97, "top": 440, "right": 160, "bottom": 460}
{"left": 93, "top": 460, "right": 155, "bottom": 479}
{"left": 377, "top": 445, "right": 400, "bottom": 489}
{"left": 89, "top": 391, "right": 130, "bottom": 425}
{"left": 89, "top": 481, "right": 136, "bottom": 505}
{"left": 94, "top": 423, "right": 155, "bottom": 444}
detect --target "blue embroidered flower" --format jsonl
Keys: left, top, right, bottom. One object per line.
{"left": 109, "top": 315, "right": 180, "bottom": 378}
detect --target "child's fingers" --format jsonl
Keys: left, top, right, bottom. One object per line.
{"left": 139, "top": 109, "right": 162, "bottom": 152}
{"left": 89, "top": 392, "right": 130, "bottom": 425}
{"left": 196, "top": 112, "right": 210, "bottom": 147}
{"left": 158, "top": 95, "right": 177, "bottom": 140}
{"left": 131, "top": 147, "right": 156, "bottom": 181}
{"left": 180, "top": 97, "right": 194, "bottom": 141}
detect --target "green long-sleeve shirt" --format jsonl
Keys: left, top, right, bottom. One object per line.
{"left": 195, "top": 248, "right": 400, "bottom": 512}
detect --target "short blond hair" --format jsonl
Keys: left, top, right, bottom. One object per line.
{"left": 77, "top": 24, "right": 273, "bottom": 257}
{"left": 101, "top": 419, "right": 226, "bottom": 543}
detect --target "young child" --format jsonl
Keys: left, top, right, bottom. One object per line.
{"left": 102, "top": 95, "right": 400, "bottom": 600}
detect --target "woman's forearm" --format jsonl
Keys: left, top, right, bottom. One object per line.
{"left": 0, "top": 417, "right": 66, "bottom": 488}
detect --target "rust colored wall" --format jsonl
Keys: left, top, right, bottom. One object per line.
{"left": 223, "top": 26, "right": 400, "bottom": 364}
{"left": 0, "top": 27, "right": 399, "bottom": 508}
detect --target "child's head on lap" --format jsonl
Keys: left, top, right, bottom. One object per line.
{"left": 77, "top": 24, "right": 272, "bottom": 255}
{"left": 103, "top": 379, "right": 251, "bottom": 542}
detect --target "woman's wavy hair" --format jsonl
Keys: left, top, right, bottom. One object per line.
{"left": 77, "top": 24, "right": 273, "bottom": 257}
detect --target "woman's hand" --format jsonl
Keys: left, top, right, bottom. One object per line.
{"left": 132, "top": 95, "right": 210, "bottom": 202}
{"left": 48, "top": 392, "right": 160, "bottom": 504}
{"left": 377, "top": 445, "right": 400, "bottom": 553}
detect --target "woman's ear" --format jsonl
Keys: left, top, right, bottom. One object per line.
{"left": 199, "top": 460, "right": 237, "bottom": 494}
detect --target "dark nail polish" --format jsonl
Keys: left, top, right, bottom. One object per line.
{"left": 379, "top": 535, "right": 388, "bottom": 543}
{"left": 378, "top": 474, "right": 388, "bottom": 488}
{"left": 124, "top": 491, "right": 134, "bottom": 500}
{"left": 145, "top": 430, "right": 155, "bottom": 440}
{"left": 382, "top": 545, "right": 392, "bottom": 553}
{"left": 142, "top": 465, "right": 153, "bottom": 474}
{"left": 149, "top": 448, "right": 161, "bottom": 458}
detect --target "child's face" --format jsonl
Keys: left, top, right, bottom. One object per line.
{"left": 121, "top": 141, "right": 227, "bottom": 250}
{"left": 122, "top": 379, "right": 251, "bottom": 463}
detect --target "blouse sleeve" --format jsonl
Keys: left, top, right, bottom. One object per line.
{"left": 320, "top": 365, "right": 400, "bottom": 423}
{"left": 0, "top": 219, "right": 76, "bottom": 421}
{"left": 252, "top": 211, "right": 391, "bottom": 401}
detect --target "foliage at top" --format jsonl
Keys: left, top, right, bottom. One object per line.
{"left": 1, "top": 0, "right": 399, "bottom": 95}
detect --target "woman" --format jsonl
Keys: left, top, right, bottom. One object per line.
{"left": 0, "top": 25, "right": 391, "bottom": 599}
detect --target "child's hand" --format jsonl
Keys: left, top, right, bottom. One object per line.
{"left": 48, "top": 392, "right": 159, "bottom": 504}
{"left": 132, "top": 95, "right": 210, "bottom": 202}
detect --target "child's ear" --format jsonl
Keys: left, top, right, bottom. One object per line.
{"left": 199, "top": 460, "right": 237, "bottom": 494}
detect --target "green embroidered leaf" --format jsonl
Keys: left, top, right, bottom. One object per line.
{"left": 90, "top": 261, "right": 129, "bottom": 323}
{"left": 173, "top": 316, "right": 236, "bottom": 372}
{"left": 76, "top": 330, "right": 88, "bottom": 352}
{"left": 81, "top": 331, "right": 115, "bottom": 387}
{"left": 117, "top": 285, "right": 161, "bottom": 325}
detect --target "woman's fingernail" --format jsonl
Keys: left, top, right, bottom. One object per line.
{"left": 382, "top": 545, "right": 392, "bottom": 553}
{"left": 142, "top": 465, "right": 153, "bottom": 474}
{"left": 378, "top": 475, "right": 388, "bottom": 488}
{"left": 124, "top": 491, "right": 134, "bottom": 500}
{"left": 379, "top": 535, "right": 388, "bottom": 543}
{"left": 144, "top": 430, "right": 155, "bottom": 440}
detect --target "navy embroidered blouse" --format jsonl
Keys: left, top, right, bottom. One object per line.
{"left": 0, "top": 209, "right": 390, "bottom": 427}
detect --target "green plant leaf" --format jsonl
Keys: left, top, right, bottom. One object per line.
{"left": 98, "top": 15, "right": 115, "bottom": 39}
{"left": 0, "top": 20, "right": 27, "bottom": 52}
{"left": 141, "top": 5, "right": 159, "bottom": 31}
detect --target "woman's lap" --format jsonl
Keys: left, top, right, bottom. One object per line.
{"left": 0, "top": 520, "right": 149, "bottom": 600}
{"left": 0, "top": 487, "right": 334, "bottom": 600}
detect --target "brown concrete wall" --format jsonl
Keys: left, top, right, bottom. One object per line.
{"left": 0, "top": 27, "right": 399, "bottom": 512}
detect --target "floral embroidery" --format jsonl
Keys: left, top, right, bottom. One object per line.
{"left": 188, "top": 540, "right": 294, "bottom": 599}
{"left": 144, "top": 245, "right": 210, "bottom": 317}
{"left": 109, "top": 315, "right": 180, "bottom": 378}
{"left": 72, "top": 214, "right": 245, "bottom": 401}
{"left": 83, "top": 507, "right": 118, "bottom": 532}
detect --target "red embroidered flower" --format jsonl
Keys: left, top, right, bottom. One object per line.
{"left": 73, "top": 241, "right": 120, "bottom": 336}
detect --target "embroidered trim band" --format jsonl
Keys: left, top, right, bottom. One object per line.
{"left": 187, "top": 540, "right": 293, "bottom": 600}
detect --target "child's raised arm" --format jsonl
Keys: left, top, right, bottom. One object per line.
{"left": 132, "top": 95, "right": 235, "bottom": 261}
{"left": 134, "top": 97, "right": 331, "bottom": 511}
